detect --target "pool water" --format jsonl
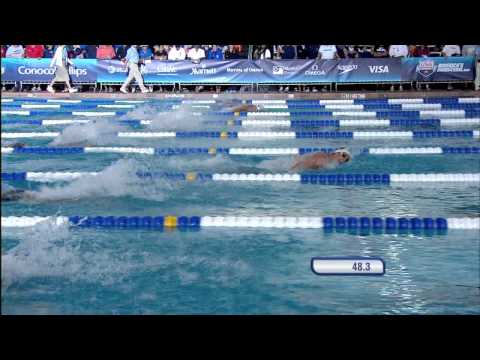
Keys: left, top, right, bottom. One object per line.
{"left": 1, "top": 98, "right": 479, "bottom": 314}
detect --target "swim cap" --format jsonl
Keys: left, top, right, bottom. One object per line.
{"left": 334, "top": 147, "right": 352, "bottom": 158}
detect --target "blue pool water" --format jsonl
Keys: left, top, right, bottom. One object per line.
{"left": 1, "top": 98, "right": 479, "bottom": 314}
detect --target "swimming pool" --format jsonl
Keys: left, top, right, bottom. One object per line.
{"left": 1, "top": 95, "right": 479, "bottom": 314}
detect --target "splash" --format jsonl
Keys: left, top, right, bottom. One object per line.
{"left": 122, "top": 103, "right": 221, "bottom": 131}
{"left": 49, "top": 119, "right": 125, "bottom": 147}
{"left": 30, "top": 158, "right": 174, "bottom": 202}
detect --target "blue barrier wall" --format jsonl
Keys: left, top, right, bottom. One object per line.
{"left": 1, "top": 57, "right": 476, "bottom": 84}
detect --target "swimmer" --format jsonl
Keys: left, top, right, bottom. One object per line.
{"left": 3, "top": 142, "right": 26, "bottom": 148}
{"left": 1, "top": 186, "right": 36, "bottom": 202}
{"left": 230, "top": 103, "right": 264, "bottom": 113}
{"left": 290, "top": 148, "right": 352, "bottom": 171}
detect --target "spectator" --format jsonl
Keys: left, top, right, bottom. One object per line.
{"left": 389, "top": 45, "right": 408, "bottom": 57}
{"left": 344, "top": 45, "right": 358, "bottom": 58}
{"left": 415, "top": 45, "right": 430, "bottom": 57}
{"left": 96, "top": 45, "right": 116, "bottom": 60}
{"left": 442, "top": 45, "right": 461, "bottom": 57}
{"left": 153, "top": 45, "right": 168, "bottom": 60}
{"left": 85, "top": 45, "right": 97, "bottom": 59}
{"left": 373, "top": 45, "right": 388, "bottom": 58}
{"left": 138, "top": 45, "right": 153, "bottom": 60}
{"left": 25, "top": 45, "right": 44, "bottom": 58}
{"left": 279, "top": 45, "right": 296, "bottom": 59}
{"left": 462, "top": 45, "right": 480, "bottom": 57}
{"left": 6, "top": 45, "right": 24, "bottom": 58}
{"left": 115, "top": 45, "right": 128, "bottom": 60}
{"left": 168, "top": 45, "right": 186, "bottom": 60}
{"left": 187, "top": 45, "right": 206, "bottom": 62}
{"left": 317, "top": 45, "right": 338, "bottom": 60}
{"left": 427, "top": 45, "right": 442, "bottom": 57}
{"left": 43, "top": 45, "right": 55, "bottom": 58}
{"left": 71, "top": 45, "right": 86, "bottom": 59}
{"left": 357, "top": 45, "right": 374, "bottom": 58}
{"left": 1, "top": 45, "right": 6, "bottom": 58}
{"left": 207, "top": 45, "right": 224, "bottom": 60}
{"left": 254, "top": 45, "right": 271, "bottom": 59}
{"left": 408, "top": 45, "right": 417, "bottom": 57}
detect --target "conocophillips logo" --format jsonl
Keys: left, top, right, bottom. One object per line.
{"left": 18, "top": 66, "right": 87, "bottom": 77}
{"left": 337, "top": 64, "right": 358, "bottom": 75}
{"left": 304, "top": 64, "right": 326, "bottom": 76}
{"left": 416, "top": 60, "right": 435, "bottom": 78}
{"left": 190, "top": 63, "right": 216, "bottom": 75}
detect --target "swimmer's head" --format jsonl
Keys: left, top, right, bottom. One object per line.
{"left": 333, "top": 148, "right": 351, "bottom": 163}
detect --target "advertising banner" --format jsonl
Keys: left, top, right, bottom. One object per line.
{"left": 401, "top": 56, "right": 475, "bottom": 82}
{"left": 1, "top": 58, "right": 98, "bottom": 83}
{"left": 1, "top": 57, "right": 476, "bottom": 84}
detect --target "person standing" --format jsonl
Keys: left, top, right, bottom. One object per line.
{"left": 47, "top": 45, "right": 77, "bottom": 93}
{"left": 120, "top": 45, "right": 149, "bottom": 94}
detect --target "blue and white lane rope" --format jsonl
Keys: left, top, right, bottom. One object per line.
{"left": 2, "top": 215, "right": 479, "bottom": 230}
{"left": 1, "top": 110, "right": 126, "bottom": 117}
{"left": 3, "top": 118, "right": 479, "bottom": 128}
{"left": 250, "top": 97, "right": 480, "bottom": 104}
{"left": 2, "top": 172, "right": 479, "bottom": 184}
{"left": 3, "top": 109, "right": 480, "bottom": 118}
{"left": 2, "top": 146, "right": 480, "bottom": 156}
{"left": 2, "top": 130, "right": 479, "bottom": 139}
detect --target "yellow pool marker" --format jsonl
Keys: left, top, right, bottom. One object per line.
{"left": 164, "top": 216, "right": 177, "bottom": 228}
{"left": 234, "top": 112, "right": 240, "bottom": 116}
{"left": 220, "top": 131, "right": 228, "bottom": 139}
{"left": 186, "top": 172, "right": 197, "bottom": 181}
{"left": 227, "top": 119, "right": 235, "bottom": 126}
{"left": 208, "top": 147, "right": 217, "bottom": 155}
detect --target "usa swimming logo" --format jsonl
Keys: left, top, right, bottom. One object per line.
{"left": 416, "top": 60, "right": 435, "bottom": 78}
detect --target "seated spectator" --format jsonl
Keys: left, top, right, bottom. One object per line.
{"left": 1, "top": 45, "right": 6, "bottom": 58}
{"left": 462, "top": 45, "right": 480, "bottom": 57}
{"left": 344, "top": 45, "right": 358, "bottom": 58}
{"left": 373, "top": 45, "right": 388, "bottom": 58}
{"left": 408, "top": 45, "right": 417, "bottom": 57}
{"left": 207, "top": 45, "right": 224, "bottom": 60}
{"left": 153, "top": 45, "right": 168, "bottom": 60}
{"left": 442, "top": 45, "right": 461, "bottom": 57}
{"left": 138, "top": 45, "right": 153, "bottom": 60}
{"left": 168, "top": 45, "right": 186, "bottom": 60}
{"left": 96, "top": 45, "right": 116, "bottom": 60}
{"left": 317, "top": 45, "right": 338, "bottom": 60}
{"left": 254, "top": 45, "right": 272, "bottom": 59}
{"left": 115, "top": 45, "right": 128, "bottom": 60}
{"left": 304, "top": 45, "right": 319, "bottom": 59}
{"left": 415, "top": 45, "right": 430, "bottom": 57}
{"left": 71, "top": 45, "right": 86, "bottom": 59}
{"left": 427, "top": 45, "right": 442, "bottom": 57}
{"left": 25, "top": 45, "right": 44, "bottom": 58}
{"left": 389, "top": 45, "right": 408, "bottom": 57}
{"left": 279, "top": 45, "right": 296, "bottom": 59}
{"left": 43, "top": 45, "right": 55, "bottom": 58}
{"left": 187, "top": 45, "right": 206, "bottom": 62}
{"left": 85, "top": 45, "right": 97, "bottom": 59}
{"left": 6, "top": 45, "right": 24, "bottom": 58}
{"left": 357, "top": 45, "right": 374, "bottom": 58}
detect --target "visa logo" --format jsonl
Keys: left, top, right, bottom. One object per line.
{"left": 369, "top": 65, "right": 389, "bottom": 73}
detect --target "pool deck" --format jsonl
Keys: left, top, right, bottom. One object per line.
{"left": 2, "top": 90, "right": 479, "bottom": 101}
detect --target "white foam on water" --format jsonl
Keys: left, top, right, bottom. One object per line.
{"left": 49, "top": 119, "right": 125, "bottom": 147}
{"left": 1, "top": 220, "right": 152, "bottom": 293}
{"left": 30, "top": 158, "right": 172, "bottom": 202}
{"left": 257, "top": 156, "right": 297, "bottom": 172}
